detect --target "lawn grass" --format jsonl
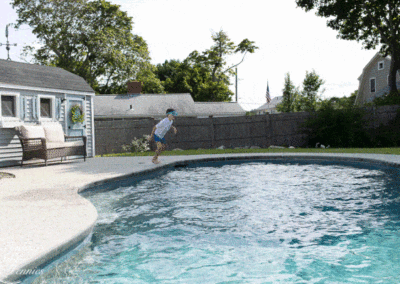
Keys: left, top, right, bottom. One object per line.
{"left": 97, "top": 147, "right": 400, "bottom": 157}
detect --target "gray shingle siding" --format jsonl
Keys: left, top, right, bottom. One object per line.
{"left": 356, "top": 53, "right": 400, "bottom": 105}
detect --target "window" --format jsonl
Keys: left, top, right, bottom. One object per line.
{"left": 40, "top": 98, "right": 51, "bottom": 118}
{"left": 378, "top": 61, "right": 384, "bottom": 70}
{"left": 1, "top": 96, "right": 15, "bottom": 117}
{"left": 370, "top": 78, "right": 376, "bottom": 93}
{"left": 37, "top": 95, "right": 55, "bottom": 120}
{"left": 0, "top": 93, "right": 19, "bottom": 119}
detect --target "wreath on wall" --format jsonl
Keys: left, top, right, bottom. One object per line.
{"left": 70, "top": 104, "right": 85, "bottom": 124}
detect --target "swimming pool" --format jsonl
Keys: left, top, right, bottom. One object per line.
{"left": 35, "top": 159, "right": 400, "bottom": 283}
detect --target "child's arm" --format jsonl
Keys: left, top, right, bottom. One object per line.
{"left": 148, "top": 126, "right": 157, "bottom": 141}
{"left": 172, "top": 126, "right": 177, "bottom": 134}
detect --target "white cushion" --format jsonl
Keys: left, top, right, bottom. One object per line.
{"left": 46, "top": 142, "right": 65, "bottom": 149}
{"left": 20, "top": 125, "right": 45, "bottom": 139}
{"left": 64, "top": 141, "right": 84, "bottom": 147}
{"left": 43, "top": 124, "right": 65, "bottom": 143}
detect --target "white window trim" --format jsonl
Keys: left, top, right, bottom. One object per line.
{"left": 370, "top": 78, "right": 376, "bottom": 93}
{"left": 378, "top": 61, "right": 384, "bottom": 70}
{"left": 37, "top": 95, "right": 56, "bottom": 122}
{"left": 0, "top": 91, "right": 20, "bottom": 121}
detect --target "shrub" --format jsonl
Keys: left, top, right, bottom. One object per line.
{"left": 372, "top": 91, "right": 400, "bottom": 106}
{"left": 122, "top": 135, "right": 151, "bottom": 153}
{"left": 371, "top": 109, "right": 400, "bottom": 147}
{"left": 301, "top": 104, "right": 372, "bottom": 148}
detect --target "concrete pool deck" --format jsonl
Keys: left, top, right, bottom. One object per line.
{"left": 1, "top": 152, "right": 400, "bottom": 282}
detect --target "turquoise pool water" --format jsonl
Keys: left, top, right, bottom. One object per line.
{"left": 37, "top": 160, "right": 400, "bottom": 283}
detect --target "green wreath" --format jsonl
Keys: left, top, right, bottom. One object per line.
{"left": 70, "top": 104, "right": 85, "bottom": 124}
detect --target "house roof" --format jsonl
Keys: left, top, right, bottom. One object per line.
{"left": 0, "top": 59, "right": 95, "bottom": 93}
{"left": 94, "top": 94, "right": 246, "bottom": 118}
{"left": 194, "top": 102, "right": 246, "bottom": 117}
{"left": 254, "top": 96, "right": 283, "bottom": 111}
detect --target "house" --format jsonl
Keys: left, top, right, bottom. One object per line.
{"left": 94, "top": 93, "right": 246, "bottom": 119}
{"left": 194, "top": 102, "right": 246, "bottom": 118}
{"left": 355, "top": 52, "right": 400, "bottom": 105}
{"left": 252, "top": 96, "right": 283, "bottom": 115}
{"left": 0, "top": 59, "right": 96, "bottom": 167}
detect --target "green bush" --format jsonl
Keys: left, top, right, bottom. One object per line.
{"left": 371, "top": 109, "right": 400, "bottom": 147}
{"left": 302, "top": 104, "right": 372, "bottom": 148}
{"left": 371, "top": 91, "right": 400, "bottom": 106}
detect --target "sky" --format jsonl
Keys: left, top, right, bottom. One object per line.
{"left": 0, "top": 0, "right": 379, "bottom": 111}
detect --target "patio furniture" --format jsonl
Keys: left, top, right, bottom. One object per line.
{"left": 18, "top": 124, "right": 86, "bottom": 166}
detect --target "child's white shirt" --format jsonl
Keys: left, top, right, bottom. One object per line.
{"left": 155, "top": 117, "right": 173, "bottom": 138}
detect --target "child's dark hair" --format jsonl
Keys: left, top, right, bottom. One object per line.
{"left": 166, "top": 108, "right": 175, "bottom": 114}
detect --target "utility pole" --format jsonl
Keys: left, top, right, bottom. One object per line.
{"left": 235, "top": 67, "right": 243, "bottom": 102}
{"left": 235, "top": 67, "right": 238, "bottom": 102}
{"left": 0, "top": 24, "right": 17, "bottom": 61}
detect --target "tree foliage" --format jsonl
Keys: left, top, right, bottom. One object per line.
{"left": 294, "top": 70, "right": 325, "bottom": 112}
{"left": 295, "top": 0, "right": 400, "bottom": 95}
{"left": 276, "top": 72, "right": 299, "bottom": 112}
{"left": 12, "top": 0, "right": 162, "bottom": 94}
{"left": 302, "top": 103, "right": 371, "bottom": 148}
{"left": 318, "top": 90, "right": 357, "bottom": 110}
{"left": 154, "top": 30, "right": 258, "bottom": 101}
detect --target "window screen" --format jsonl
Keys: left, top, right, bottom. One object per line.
{"left": 1, "top": 95, "right": 15, "bottom": 117}
{"left": 40, "top": 98, "right": 51, "bottom": 118}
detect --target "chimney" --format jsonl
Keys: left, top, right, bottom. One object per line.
{"left": 127, "top": 81, "right": 142, "bottom": 94}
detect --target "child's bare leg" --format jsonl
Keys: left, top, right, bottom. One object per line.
{"left": 152, "top": 142, "right": 163, "bottom": 163}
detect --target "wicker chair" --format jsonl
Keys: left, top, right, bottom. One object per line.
{"left": 18, "top": 124, "right": 87, "bottom": 166}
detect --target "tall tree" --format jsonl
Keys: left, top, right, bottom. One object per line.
{"left": 276, "top": 72, "right": 299, "bottom": 112}
{"left": 12, "top": 0, "right": 161, "bottom": 94}
{"left": 295, "top": 70, "right": 325, "bottom": 112}
{"left": 155, "top": 57, "right": 233, "bottom": 101}
{"left": 190, "top": 30, "right": 258, "bottom": 101}
{"left": 296, "top": 0, "right": 400, "bottom": 95}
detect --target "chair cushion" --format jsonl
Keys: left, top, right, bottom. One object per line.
{"left": 64, "top": 141, "right": 84, "bottom": 147}
{"left": 43, "top": 124, "right": 65, "bottom": 143}
{"left": 20, "top": 125, "right": 45, "bottom": 139}
{"left": 46, "top": 142, "right": 65, "bottom": 149}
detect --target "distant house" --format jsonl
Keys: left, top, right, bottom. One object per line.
{"left": 94, "top": 93, "right": 246, "bottom": 119}
{"left": 194, "top": 102, "right": 246, "bottom": 118}
{"left": 0, "top": 59, "right": 96, "bottom": 167}
{"left": 355, "top": 52, "right": 400, "bottom": 105}
{"left": 252, "top": 96, "right": 283, "bottom": 115}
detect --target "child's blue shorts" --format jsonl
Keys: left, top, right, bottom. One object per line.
{"left": 154, "top": 135, "right": 166, "bottom": 144}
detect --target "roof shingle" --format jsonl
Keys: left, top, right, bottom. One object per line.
{"left": 0, "top": 59, "right": 95, "bottom": 93}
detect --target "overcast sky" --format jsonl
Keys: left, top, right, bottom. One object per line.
{"left": 1, "top": 0, "right": 379, "bottom": 110}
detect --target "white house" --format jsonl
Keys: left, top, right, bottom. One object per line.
{"left": 0, "top": 59, "right": 96, "bottom": 167}
{"left": 252, "top": 96, "right": 283, "bottom": 114}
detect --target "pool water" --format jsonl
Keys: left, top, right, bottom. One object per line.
{"left": 37, "top": 160, "right": 400, "bottom": 283}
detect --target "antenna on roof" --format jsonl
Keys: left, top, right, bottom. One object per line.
{"left": 0, "top": 24, "right": 17, "bottom": 61}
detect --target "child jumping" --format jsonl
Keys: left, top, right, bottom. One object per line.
{"left": 149, "top": 108, "right": 178, "bottom": 164}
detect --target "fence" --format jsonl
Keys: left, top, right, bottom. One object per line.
{"left": 94, "top": 112, "right": 310, "bottom": 155}
{"left": 94, "top": 105, "right": 400, "bottom": 156}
